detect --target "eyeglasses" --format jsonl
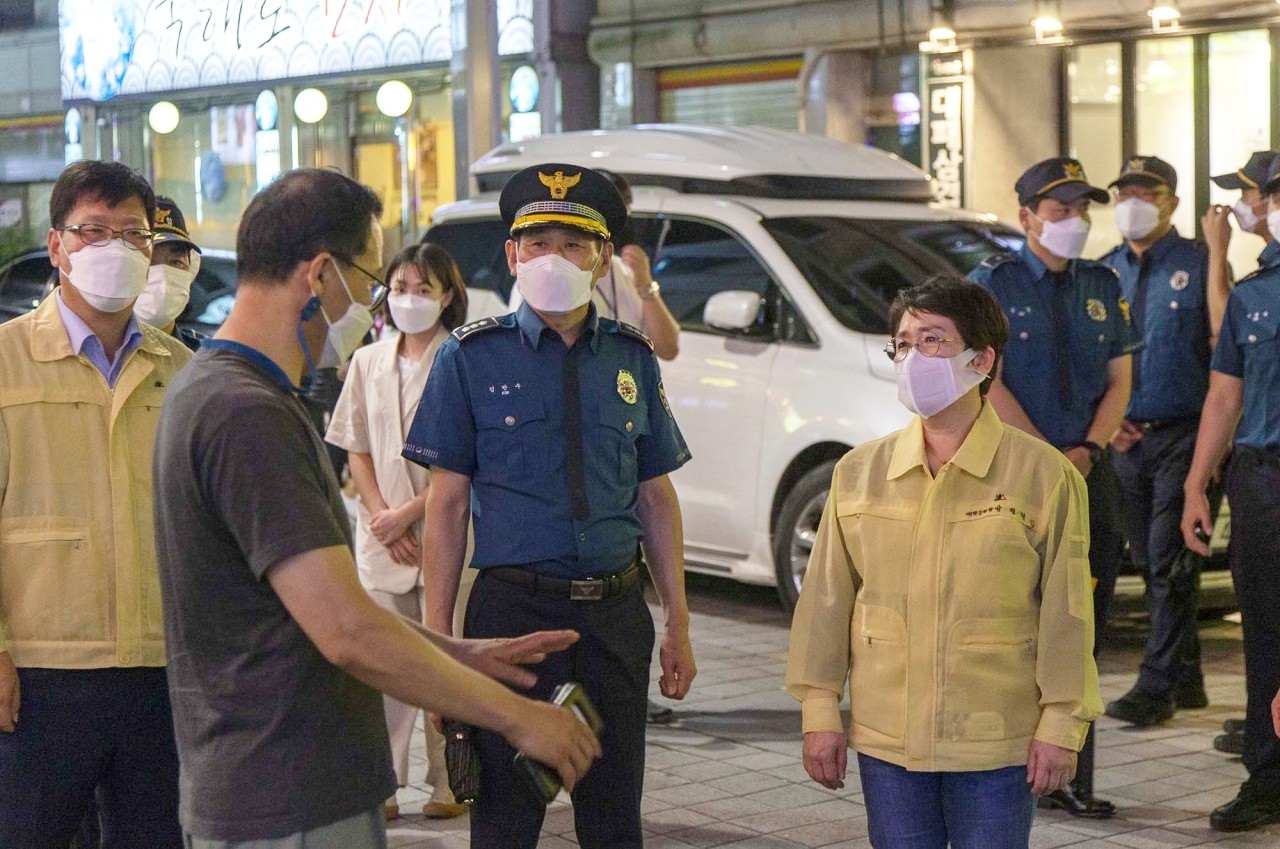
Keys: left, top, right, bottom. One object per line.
{"left": 338, "top": 258, "right": 389, "bottom": 312}
{"left": 884, "top": 336, "right": 957, "bottom": 362}
{"left": 58, "top": 224, "right": 155, "bottom": 251}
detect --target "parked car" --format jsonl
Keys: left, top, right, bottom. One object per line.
{"left": 425, "top": 124, "right": 1234, "bottom": 614}
{"left": 0, "top": 246, "right": 238, "bottom": 337}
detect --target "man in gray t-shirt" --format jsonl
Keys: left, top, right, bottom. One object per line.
{"left": 153, "top": 168, "right": 600, "bottom": 847}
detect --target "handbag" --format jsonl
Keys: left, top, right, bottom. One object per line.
{"left": 442, "top": 718, "right": 481, "bottom": 804}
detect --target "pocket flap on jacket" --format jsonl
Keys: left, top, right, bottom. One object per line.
{"left": 0, "top": 516, "right": 90, "bottom": 544}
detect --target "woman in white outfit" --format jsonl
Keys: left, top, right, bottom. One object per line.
{"left": 326, "top": 242, "right": 470, "bottom": 820}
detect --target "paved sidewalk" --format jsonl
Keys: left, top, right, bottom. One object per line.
{"left": 386, "top": 578, "right": 1276, "bottom": 848}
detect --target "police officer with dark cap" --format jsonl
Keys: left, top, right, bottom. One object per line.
{"left": 969, "top": 157, "right": 1142, "bottom": 818}
{"left": 135, "top": 196, "right": 204, "bottom": 349}
{"left": 404, "top": 163, "right": 696, "bottom": 848}
{"left": 1098, "top": 156, "right": 1220, "bottom": 728}
{"left": 1181, "top": 155, "right": 1280, "bottom": 833}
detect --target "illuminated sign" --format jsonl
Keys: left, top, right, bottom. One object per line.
{"left": 59, "top": 0, "right": 534, "bottom": 102}
{"left": 922, "top": 51, "right": 970, "bottom": 209}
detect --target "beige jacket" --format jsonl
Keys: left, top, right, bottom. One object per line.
{"left": 0, "top": 294, "right": 191, "bottom": 667}
{"left": 786, "top": 402, "right": 1102, "bottom": 771}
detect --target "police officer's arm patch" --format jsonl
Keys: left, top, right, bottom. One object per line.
{"left": 615, "top": 321, "right": 654, "bottom": 352}
{"left": 452, "top": 317, "right": 502, "bottom": 343}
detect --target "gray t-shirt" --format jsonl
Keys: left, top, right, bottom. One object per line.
{"left": 153, "top": 346, "right": 395, "bottom": 841}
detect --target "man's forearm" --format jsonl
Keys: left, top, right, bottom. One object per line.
{"left": 422, "top": 476, "right": 470, "bottom": 635}
{"left": 1206, "top": 251, "right": 1232, "bottom": 344}
{"left": 642, "top": 297, "right": 681, "bottom": 361}
{"left": 637, "top": 476, "right": 689, "bottom": 628}
{"left": 988, "top": 378, "right": 1048, "bottom": 442}
{"left": 1185, "top": 378, "right": 1243, "bottom": 493}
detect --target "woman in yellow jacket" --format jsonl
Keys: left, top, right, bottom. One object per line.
{"left": 786, "top": 274, "right": 1102, "bottom": 849}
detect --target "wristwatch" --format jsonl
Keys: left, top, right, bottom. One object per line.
{"left": 640, "top": 280, "right": 660, "bottom": 301}
{"left": 1080, "top": 441, "right": 1105, "bottom": 465}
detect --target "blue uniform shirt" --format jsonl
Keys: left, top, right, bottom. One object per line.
{"left": 1211, "top": 267, "right": 1280, "bottom": 451}
{"left": 1098, "top": 228, "right": 1210, "bottom": 420}
{"left": 403, "top": 302, "right": 691, "bottom": 577}
{"left": 1258, "top": 240, "right": 1280, "bottom": 272}
{"left": 969, "top": 243, "right": 1143, "bottom": 448}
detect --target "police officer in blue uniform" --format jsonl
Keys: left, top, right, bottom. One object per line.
{"left": 1182, "top": 160, "right": 1280, "bottom": 834}
{"left": 969, "top": 157, "right": 1142, "bottom": 819}
{"left": 1210, "top": 151, "right": 1280, "bottom": 275}
{"left": 1098, "top": 156, "right": 1222, "bottom": 727}
{"left": 404, "top": 163, "right": 696, "bottom": 849}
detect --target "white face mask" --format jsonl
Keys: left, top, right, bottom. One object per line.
{"left": 64, "top": 240, "right": 151, "bottom": 314}
{"left": 1233, "top": 199, "right": 1260, "bottom": 233}
{"left": 895, "top": 347, "right": 987, "bottom": 419}
{"left": 1267, "top": 210, "right": 1280, "bottom": 244}
{"left": 135, "top": 257, "right": 198, "bottom": 328}
{"left": 317, "top": 262, "right": 375, "bottom": 369}
{"left": 515, "top": 253, "right": 597, "bottom": 314}
{"left": 388, "top": 292, "right": 443, "bottom": 335}
{"left": 1114, "top": 198, "right": 1162, "bottom": 241}
{"left": 1031, "top": 213, "right": 1091, "bottom": 260}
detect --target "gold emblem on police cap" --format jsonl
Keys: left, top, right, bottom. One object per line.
{"left": 538, "top": 170, "right": 581, "bottom": 200}
{"left": 617, "top": 369, "right": 638, "bottom": 404}
{"left": 1126, "top": 157, "right": 1146, "bottom": 173}
{"left": 1086, "top": 298, "right": 1108, "bottom": 322}
{"left": 1064, "top": 162, "right": 1084, "bottom": 180}
{"left": 156, "top": 207, "right": 172, "bottom": 227}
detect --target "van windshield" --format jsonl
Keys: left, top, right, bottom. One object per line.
{"left": 761, "top": 216, "right": 1024, "bottom": 334}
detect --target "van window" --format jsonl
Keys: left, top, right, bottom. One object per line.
{"left": 425, "top": 219, "right": 515, "bottom": 302}
{"left": 762, "top": 216, "right": 1021, "bottom": 334}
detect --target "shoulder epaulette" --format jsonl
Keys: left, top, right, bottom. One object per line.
{"left": 452, "top": 317, "right": 503, "bottom": 342}
{"left": 615, "top": 321, "right": 654, "bottom": 352}
{"left": 978, "top": 253, "right": 1016, "bottom": 272}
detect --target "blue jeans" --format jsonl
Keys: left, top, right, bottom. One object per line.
{"left": 857, "top": 754, "right": 1035, "bottom": 849}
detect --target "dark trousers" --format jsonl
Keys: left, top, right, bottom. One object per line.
{"left": 1111, "top": 419, "right": 1204, "bottom": 697}
{"left": 0, "top": 667, "right": 181, "bottom": 849}
{"left": 1077, "top": 455, "right": 1124, "bottom": 794}
{"left": 1225, "top": 448, "right": 1280, "bottom": 788}
{"left": 464, "top": 570, "right": 655, "bottom": 849}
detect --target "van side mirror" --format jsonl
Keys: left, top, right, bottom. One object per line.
{"left": 704, "top": 290, "right": 763, "bottom": 332}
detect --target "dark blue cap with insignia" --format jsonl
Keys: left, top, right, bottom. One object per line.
{"left": 152, "top": 196, "right": 201, "bottom": 254}
{"left": 1211, "top": 151, "right": 1278, "bottom": 191}
{"left": 1015, "top": 157, "right": 1109, "bottom": 207}
{"left": 1259, "top": 156, "right": 1280, "bottom": 196}
{"left": 499, "top": 163, "right": 628, "bottom": 242}
{"left": 1109, "top": 155, "right": 1177, "bottom": 193}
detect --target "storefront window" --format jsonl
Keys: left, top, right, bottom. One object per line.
{"left": 1209, "top": 29, "right": 1271, "bottom": 277}
{"left": 867, "top": 53, "right": 921, "bottom": 167}
{"left": 1135, "top": 37, "right": 1195, "bottom": 237}
{"left": 1067, "top": 42, "right": 1122, "bottom": 259}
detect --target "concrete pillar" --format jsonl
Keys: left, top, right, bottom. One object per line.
{"left": 450, "top": 0, "right": 501, "bottom": 200}
{"left": 537, "top": 0, "right": 600, "bottom": 133}
{"left": 801, "top": 49, "right": 869, "bottom": 143}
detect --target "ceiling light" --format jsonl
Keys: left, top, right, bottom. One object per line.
{"left": 1148, "top": 0, "right": 1180, "bottom": 33}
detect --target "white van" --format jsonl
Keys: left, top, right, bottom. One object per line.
{"left": 425, "top": 125, "right": 1026, "bottom": 609}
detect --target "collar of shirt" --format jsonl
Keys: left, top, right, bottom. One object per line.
{"left": 1016, "top": 242, "right": 1058, "bottom": 283}
{"left": 1119, "top": 226, "right": 1182, "bottom": 267}
{"left": 515, "top": 299, "right": 602, "bottom": 353}
{"left": 1258, "top": 239, "right": 1280, "bottom": 269}
{"left": 886, "top": 401, "right": 1001, "bottom": 480}
{"left": 54, "top": 287, "right": 144, "bottom": 381}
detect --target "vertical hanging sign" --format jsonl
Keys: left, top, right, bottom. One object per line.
{"left": 923, "top": 51, "right": 970, "bottom": 209}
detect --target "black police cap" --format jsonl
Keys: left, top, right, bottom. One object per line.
{"left": 1259, "top": 156, "right": 1280, "bottom": 196}
{"left": 499, "top": 163, "right": 628, "bottom": 242}
{"left": 152, "top": 196, "right": 202, "bottom": 254}
{"left": 1211, "top": 151, "right": 1278, "bottom": 191}
{"left": 1109, "top": 155, "right": 1177, "bottom": 194}
{"left": 1015, "top": 157, "right": 1109, "bottom": 208}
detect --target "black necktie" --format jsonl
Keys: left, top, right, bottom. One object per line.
{"left": 562, "top": 342, "right": 590, "bottom": 521}
{"left": 1048, "top": 269, "right": 1074, "bottom": 409}
{"left": 1130, "top": 252, "right": 1152, "bottom": 395}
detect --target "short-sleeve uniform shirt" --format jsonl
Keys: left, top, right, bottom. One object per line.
{"left": 404, "top": 303, "right": 690, "bottom": 578}
{"left": 1211, "top": 267, "right": 1280, "bottom": 451}
{"left": 969, "top": 244, "right": 1143, "bottom": 447}
{"left": 1098, "top": 228, "right": 1211, "bottom": 420}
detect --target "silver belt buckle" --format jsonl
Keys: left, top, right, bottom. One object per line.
{"left": 569, "top": 579, "right": 604, "bottom": 601}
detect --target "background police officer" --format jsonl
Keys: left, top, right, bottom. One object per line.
{"left": 406, "top": 163, "right": 696, "bottom": 849}
{"left": 1098, "top": 157, "right": 1221, "bottom": 727}
{"left": 969, "top": 157, "right": 1142, "bottom": 819}
{"left": 136, "top": 196, "right": 204, "bottom": 350}
{"left": 1181, "top": 159, "right": 1280, "bottom": 834}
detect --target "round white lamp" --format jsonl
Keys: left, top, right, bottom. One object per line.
{"left": 294, "top": 88, "right": 329, "bottom": 124}
{"left": 148, "top": 101, "right": 180, "bottom": 134}
{"left": 376, "top": 80, "right": 413, "bottom": 118}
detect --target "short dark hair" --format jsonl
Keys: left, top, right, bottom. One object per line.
{"left": 237, "top": 168, "right": 383, "bottom": 283}
{"left": 387, "top": 242, "right": 469, "bottom": 332}
{"left": 888, "top": 273, "right": 1008, "bottom": 394}
{"left": 594, "top": 168, "right": 633, "bottom": 207}
{"left": 50, "top": 160, "right": 156, "bottom": 229}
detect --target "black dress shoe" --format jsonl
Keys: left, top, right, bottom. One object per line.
{"left": 646, "top": 699, "right": 675, "bottom": 725}
{"left": 1223, "top": 718, "right": 1246, "bottom": 734}
{"left": 1037, "top": 785, "right": 1117, "bottom": 818}
{"left": 1173, "top": 679, "right": 1208, "bottom": 710}
{"left": 1214, "top": 731, "right": 1245, "bottom": 755}
{"left": 1210, "top": 784, "right": 1280, "bottom": 831}
{"left": 1105, "top": 687, "right": 1175, "bottom": 726}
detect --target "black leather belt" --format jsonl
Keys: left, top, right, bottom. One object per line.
{"left": 1132, "top": 416, "right": 1198, "bottom": 433}
{"left": 481, "top": 561, "right": 641, "bottom": 601}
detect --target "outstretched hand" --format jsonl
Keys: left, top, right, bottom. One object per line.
{"left": 448, "top": 630, "right": 579, "bottom": 689}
